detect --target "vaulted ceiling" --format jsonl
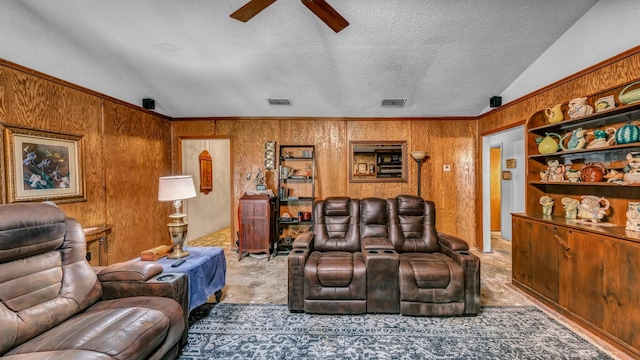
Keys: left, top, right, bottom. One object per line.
{"left": 1, "top": 1, "right": 599, "bottom": 118}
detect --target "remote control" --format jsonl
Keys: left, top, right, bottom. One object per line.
{"left": 171, "top": 259, "right": 186, "bottom": 267}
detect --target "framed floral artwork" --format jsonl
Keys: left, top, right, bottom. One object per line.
{"left": 3, "top": 125, "right": 86, "bottom": 203}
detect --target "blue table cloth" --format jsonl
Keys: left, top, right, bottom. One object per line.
{"left": 154, "top": 246, "right": 227, "bottom": 312}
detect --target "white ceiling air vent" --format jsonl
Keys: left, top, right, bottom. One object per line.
{"left": 381, "top": 98, "right": 406, "bottom": 107}
{"left": 267, "top": 98, "right": 292, "bottom": 106}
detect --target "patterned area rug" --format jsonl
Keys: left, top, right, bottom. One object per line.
{"left": 180, "top": 304, "right": 613, "bottom": 360}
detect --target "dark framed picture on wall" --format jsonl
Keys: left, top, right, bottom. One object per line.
{"left": 2, "top": 124, "right": 86, "bottom": 204}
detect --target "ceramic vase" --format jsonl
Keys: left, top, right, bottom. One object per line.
{"left": 561, "top": 197, "right": 580, "bottom": 219}
{"left": 626, "top": 202, "right": 640, "bottom": 232}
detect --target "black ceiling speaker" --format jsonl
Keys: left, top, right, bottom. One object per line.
{"left": 490, "top": 96, "right": 502, "bottom": 108}
{"left": 142, "top": 98, "right": 155, "bottom": 109}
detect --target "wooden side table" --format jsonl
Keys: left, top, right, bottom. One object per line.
{"left": 83, "top": 224, "right": 113, "bottom": 266}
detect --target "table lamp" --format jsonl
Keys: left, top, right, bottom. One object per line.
{"left": 158, "top": 175, "right": 197, "bottom": 258}
{"left": 410, "top": 151, "right": 429, "bottom": 197}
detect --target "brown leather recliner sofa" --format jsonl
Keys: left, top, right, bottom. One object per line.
{"left": 288, "top": 195, "right": 481, "bottom": 316}
{"left": 0, "top": 203, "right": 188, "bottom": 360}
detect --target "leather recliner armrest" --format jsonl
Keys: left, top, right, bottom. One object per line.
{"left": 97, "top": 262, "right": 163, "bottom": 282}
{"left": 292, "top": 231, "right": 314, "bottom": 249}
{"left": 438, "top": 232, "right": 470, "bottom": 251}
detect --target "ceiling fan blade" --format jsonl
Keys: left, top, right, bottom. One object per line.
{"left": 301, "top": 0, "right": 349, "bottom": 33}
{"left": 230, "top": 0, "right": 277, "bottom": 22}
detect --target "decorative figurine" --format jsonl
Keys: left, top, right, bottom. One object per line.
{"left": 586, "top": 127, "right": 616, "bottom": 149}
{"left": 560, "top": 127, "right": 587, "bottom": 151}
{"left": 594, "top": 95, "right": 615, "bottom": 112}
{"left": 561, "top": 197, "right": 580, "bottom": 220}
{"left": 603, "top": 168, "right": 626, "bottom": 183}
{"left": 540, "top": 196, "right": 554, "bottom": 216}
{"left": 577, "top": 195, "right": 610, "bottom": 223}
{"left": 540, "top": 159, "right": 566, "bottom": 182}
{"left": 565, "top": 167, "right": 581, "bottom": 182}
{"left": 623, "top": 151, "right": 640, "bottom": 183}
{"left": 626, "top": 202, "right": 640, "bottom": 232}
{"left": 254, "top": 168, "right": 266, "bottom": 190}
{"left": 567, "top": 97, "right": 594, "bottom": 119}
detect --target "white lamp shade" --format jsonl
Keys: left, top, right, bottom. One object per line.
{"left": 158, "top": 175, "right": 197, "bottom": 201}
{"left": 410, "top": 151, "right": 428, "bottom": 161}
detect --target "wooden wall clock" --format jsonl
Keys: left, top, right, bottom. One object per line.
{"left": 199, "top": 150, "right": 212, "bottom": 194}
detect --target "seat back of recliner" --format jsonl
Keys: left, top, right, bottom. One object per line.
{"left": 313, "top": 197, "right": 360, "bottom": 252}
{"left": 360, "top": 197, "right": 389, "bottom": 239}
{"left": 388, "top": 195, "right": 440, "bottom": 253}
{"left": 0, "top": 203, "right": 101, "bottom": 354}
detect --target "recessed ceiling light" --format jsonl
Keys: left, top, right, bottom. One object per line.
{"left": 381, "top": 98, "right": 406, "bottom": 107}
{"left": 267, "top": 98, "right": 292, "bottom": 106}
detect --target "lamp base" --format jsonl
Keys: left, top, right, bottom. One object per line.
{"left": 167, "top": 247, "right": 190, "bottom": 259}
{"left": 166, "top": 214, "right": 190, "bottom": 259}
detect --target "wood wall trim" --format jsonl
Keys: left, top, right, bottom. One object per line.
{"left": 0, "top": 58, "right": 171, "bottom": 121}
{"left": 172, "top": 116, "right": 478, "bottom": 122}
{"left": 479, "top": 119, "right": 526, "bottom": 137}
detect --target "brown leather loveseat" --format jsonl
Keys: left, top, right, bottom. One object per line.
{"left": 288, "top": 195, "right": 480, "bottom": 317}
{"left": 0, "top": 203, "right": 188, "bottom": 360}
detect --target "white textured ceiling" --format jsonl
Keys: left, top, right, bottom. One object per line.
{"left": 2, "top": 0, "right": 598, "bottom": 118}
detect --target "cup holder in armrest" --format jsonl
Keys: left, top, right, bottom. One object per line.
{"left": 367, "top": 250, "right": 379, "bottom": 254}
{"left": 459, "top": 251, "right": 470, "bottom": 255}
{"left": 157, "top": 274, "right": 175, "bottom": 281}
{"left": 292, "top": 250, "right": 305, "bottom": 254}
{"left": 383, "top": 250, "right": 395, "bottom": 254}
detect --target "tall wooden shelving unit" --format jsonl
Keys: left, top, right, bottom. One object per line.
{"left": 512, "top": 80, "right": 640, "bottom": 359}
{"left": 275, "top": 145, "right": 315, "bottom": 255}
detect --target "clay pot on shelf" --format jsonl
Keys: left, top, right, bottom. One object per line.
{"left": 580, "top": 162, "right": 607, "bottom": 182}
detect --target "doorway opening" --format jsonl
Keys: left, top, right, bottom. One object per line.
{"left": 481, "top": 125, "right": 525, "bottom": 253}
{"left": 179, "top": 137, "right": 233, "bottom": 246}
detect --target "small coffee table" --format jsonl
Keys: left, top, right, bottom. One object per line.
{"left": 152, "top": 246, "right": 227, "bottom": 312}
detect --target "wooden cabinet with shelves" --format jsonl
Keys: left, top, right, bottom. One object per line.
{"left": 514, "top": 80, "right": 640, "bottom": 359}
{"left": 238, "top": 194, "right": 276, "bottom": 261}
{"left": 277, "top": 145, "right": 315, "bottom": 254}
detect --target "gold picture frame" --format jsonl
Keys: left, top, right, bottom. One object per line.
{"left": 3, "top": 125, "right": 86, "bottom": 204}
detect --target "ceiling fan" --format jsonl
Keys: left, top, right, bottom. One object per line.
{"left": 230, "top": 0, "right": 349, "bottom": 33}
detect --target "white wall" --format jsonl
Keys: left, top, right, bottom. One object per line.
{"left": 181, "top": 139, "right": 231, "bottom": 242}
{"left": 482, "top": 126, "right": 525, "bottom": 249}
{"left": 489, "top": 0, "right": 640, "bottom": 109}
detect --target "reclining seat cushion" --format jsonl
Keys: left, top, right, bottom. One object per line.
{"left": 6, "top": 298, "right": 176, "bottom": 360}
{"left": 303, "top": 198, "right": 366, "bottom": 313}
{"left": 399, "top": 253, "right": 465, "bottom": 302}
{"left": 390, "top": 196, "right": 466, "bottom": 314}
{"left": 304, "top": 251, "right": 366, "bottom": 300}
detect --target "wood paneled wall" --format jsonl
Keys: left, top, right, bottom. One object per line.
{"left": 0, "top": 60, "right": 173, "bottom": 264}
{"left": 172, "top": 117, "right": 479, "bottom": 248}
{"left": 3, "top": 46, "right": 638, "bottom": 257}
{"left": 476, "top": 46, "right": 640, "bottom": 249}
